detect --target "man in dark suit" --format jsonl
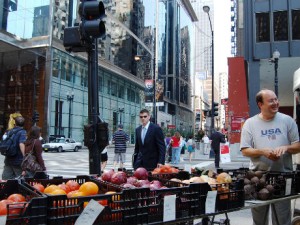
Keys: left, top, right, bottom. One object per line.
{"left": 210, "top": 128, "right": 226, "bottom": 168}
{"left": 133, "top": 109, "right": 166, "bottom": 171}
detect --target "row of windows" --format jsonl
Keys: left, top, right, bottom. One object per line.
{"left": 52, "top": 53, "right": 141, "bottom": 104}
{"left": 256, "top": 10, "right": 300, "bottom": 42}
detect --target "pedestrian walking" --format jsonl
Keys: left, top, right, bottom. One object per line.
{"left": 2, "top": 116, "right": 27, "bottom": 180}
{"left": 179, "top": 136, "right": 186, "bottom": 162}
{"left": 112, "top": 124, "right": 129, "bottom": 170}
{"left": 187, "top": 135, "right": 196, "bottom": 162}
{"left": 241, "top": 89, "right": 300, "bottom": 225}
{"left": 133, "top": 109, "right": 165, "bottom": 171}
{"left": 100, "top": 146, "right": 108, "bottom": 171}
{"left": 170, "top": 132, "right": 181, "bottom": 164}
{"left": 210, "top": 128, "right": 226, "bottom": 168}
{"left": 22, "top": 126, "right": 46, "bottom": 178}
{"left": 164, "top": 133, "right": 172, "bottom": 163}
{"left": 203, "top": 134, "right": 210, "bottom": 155}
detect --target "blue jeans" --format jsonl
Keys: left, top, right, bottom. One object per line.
{"left": 171, "top": 147, "right": 181, "bottom": 164}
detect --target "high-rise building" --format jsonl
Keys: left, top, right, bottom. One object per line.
{"left": 0, "top": 0, "right": 197, "bottom": 141}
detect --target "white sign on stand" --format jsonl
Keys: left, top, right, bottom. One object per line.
{"left": 220, "top": 142, "right": 231, "bottom": 163}
{"left": 75, "top": 199, "right": 104, "bottom": 225}
{"left": 0, "top": 216, "right": 7, "bottom": 225}
{"left": 163, "top": 195, "right": 176, "bottom": 222}
{"left": 205, "top": 191, "right": 217, "bottom": 214}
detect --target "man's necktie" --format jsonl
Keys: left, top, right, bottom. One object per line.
{"left": 141, "top": 127, "right": 146, "bottom": 144}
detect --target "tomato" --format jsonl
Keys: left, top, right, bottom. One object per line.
{"left": 7, "top": 194, "right": 25, "bottom": 203}
{"left": 66, "top": 180, "right": 80, "bottom": 192}
{"left": 33, "top": 183, "right": 45, "bottom": 193}
{"left": 79, "top": 182, "right": 98, "bottom": 196}
{"left": 98, "top": 199, "right": 108, "bottom": 206}
{"left": 0, "top": 200, "right": 13, "bottom": 215}
{"left": 58, "top": 183, "right": 71, "bottom": 194}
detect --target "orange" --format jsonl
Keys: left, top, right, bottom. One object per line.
{"left": 49, "top": 189, "right": 67, "bottom": 195}
{"left": 44, "top": 185, "right": 60, "bottom": 194}
{"left": 79, "top": 182, "right": 98, "bottom": 196}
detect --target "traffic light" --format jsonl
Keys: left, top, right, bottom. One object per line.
{"left": 79, "top": 1, "right": 106, "bottom": 38}
{"left": 63, "top": 0, "right": 106, "bottom": 52}
{"left": 213, "top": 102, "right": 219, "bottom": 116}
{"left": 32, "top": 111, "right": 39, "bottom": 123}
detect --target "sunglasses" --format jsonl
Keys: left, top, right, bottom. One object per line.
{"left": 139, "top": 115, "right": 148, "bottom": 118}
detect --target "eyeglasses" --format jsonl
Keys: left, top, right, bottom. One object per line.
{"left": 139, "top": 115, "right": 148, "bottom": 118}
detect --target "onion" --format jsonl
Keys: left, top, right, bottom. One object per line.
{"left": 101, "top": 169, "right": 115, "bottom": 182}
{"left": 134, "top": 167, "right": 149, "bottom": 180}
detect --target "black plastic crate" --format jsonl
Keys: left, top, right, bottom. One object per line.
{"left": 100, "top": 173, "right": 207, "bottom": 224}
{"left": 26, "top": 175, "right": 150, "bottom": 225}
{"left": 265, "top": 172, "right": 298, "bottom": 198}
{"left": 0, "top": 180, "right": 47, "bottom": 225}
{"left": 209, "top": 179, "right": 245, "bottom": 212}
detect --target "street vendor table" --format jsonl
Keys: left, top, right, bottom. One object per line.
{"left": 159, "top": 194, "right": 300, "bottom": 225}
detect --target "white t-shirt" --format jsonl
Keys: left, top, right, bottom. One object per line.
{"left": 240, "top": 112, "right": 299, "bottom": 172}
{"left": 203, "top": 136, "right": 210, "bottom": 144}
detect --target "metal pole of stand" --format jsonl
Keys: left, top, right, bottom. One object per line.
{"left": 87, "top": 38, "right": 101, "bottom": 175}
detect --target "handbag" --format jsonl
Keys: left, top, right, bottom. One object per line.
{"left": 21, "top": 140, "right": 43, "bottom": 172}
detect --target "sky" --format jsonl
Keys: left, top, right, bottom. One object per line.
{"left": 213, "top": 0, "right": 232, "bottom": 76}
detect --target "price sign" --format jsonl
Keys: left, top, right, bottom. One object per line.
{"left": 163, "top": 195, "right": 176, "bottom": 222}
{"left": 75, "top": 199, "right": 105, "bottom": 225}
{"left": 0, "top": 215, "right": 7, "bottom": 225}
{"left": 205, "top": 191, "right": 217, "bottom": 214}
{"left": 285, "top": 178, "right": 292, "bottom": 195}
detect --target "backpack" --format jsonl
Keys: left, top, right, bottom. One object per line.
{"left": 0, "top": 128, "right": 22, "bottom": 157}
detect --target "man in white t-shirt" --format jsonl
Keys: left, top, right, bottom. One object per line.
{"left": 240, "top": 89, "right": 300, "bottom": 225}
{"left": 202, "top": 134, "right": 210, "bottom": 155}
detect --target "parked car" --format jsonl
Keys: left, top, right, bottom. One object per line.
{"left": 42, "top": 138, "right": 82, "bottom": 152}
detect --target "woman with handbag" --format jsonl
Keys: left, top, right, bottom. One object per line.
{"left": 21, "top": 126, "right": 46, "bottom": 178}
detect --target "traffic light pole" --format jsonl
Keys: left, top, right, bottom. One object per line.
{"left": 87, "top": 38, "right": 101, "bottom": 175}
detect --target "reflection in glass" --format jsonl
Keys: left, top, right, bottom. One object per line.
{"left": 273, "top": 11, "right": 288, "bottom": 41}
{"left": 292, "top": 10, "right": 300, "bottom": 40}
{"left": 256, "top": 12, "right": 270, "bottom": 42}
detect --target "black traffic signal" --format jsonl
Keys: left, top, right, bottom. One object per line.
{"left": 213, "top": 102, "right": 219, "bottom": 116}
{"left": 79, "top": 1, "right": 106, "bottom": 38}
{"left": 32, "top": 111, "right": 39, "bottom": 123}
{"left": 63, "top": 1, "right": 106, "bottom": 52}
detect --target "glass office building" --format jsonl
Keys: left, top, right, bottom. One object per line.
{"left": 0, "top": 0, "right": 196, "bottom": 141}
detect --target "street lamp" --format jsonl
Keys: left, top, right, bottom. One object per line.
{"left": 119, "top": 108, "right": 124, "bottom": 124}
{"left": 67, "top": 91, "right": 74, "bottom": 138}
{"left": 270, "top": 50, "right": 280, "bottom": 97}
{"left": 135, "top": 54, "right": 157, "bottom": 124}
{"left": 203, "top": 5, "right": 215, "bottom": 134}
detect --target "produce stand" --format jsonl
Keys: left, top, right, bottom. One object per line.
{"left": 0, "top": 168, "right": 299, "bottom": 225}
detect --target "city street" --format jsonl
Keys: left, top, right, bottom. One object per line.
{"left": 0, "top": 146, "right": 299, "bottom": 225}
{"left": 0, "top": 146, "right": 253, "bottom": 225}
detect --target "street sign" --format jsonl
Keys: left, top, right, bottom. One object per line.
{"left": 167, "top": 125, "right": 176, "bottom": 129}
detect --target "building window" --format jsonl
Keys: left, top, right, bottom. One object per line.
{"left": 127, "top": 88, "right": 131, "bottom": 101}
{"left": 107, "top": 80, "right": 111, "bottom": 95}
{"left": 256, "top": 12, "right": 270, "bottom": 42}
{"left": 98, "top": 76, "right": 103, "bottom": 92}
{"left": 273, "top": 11, "right": 288, "bottom": 41}
{"left": 292, "top": 10, "right": 300, "bottom": 40}
{"left": 111, "top": 81, "right": 117, "bottom": 96}
{"left": 55, "top": 100, "right": 63, "bottom": 135}
{"left": 118, "top": 85, "right": 124, "bottom": 99}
